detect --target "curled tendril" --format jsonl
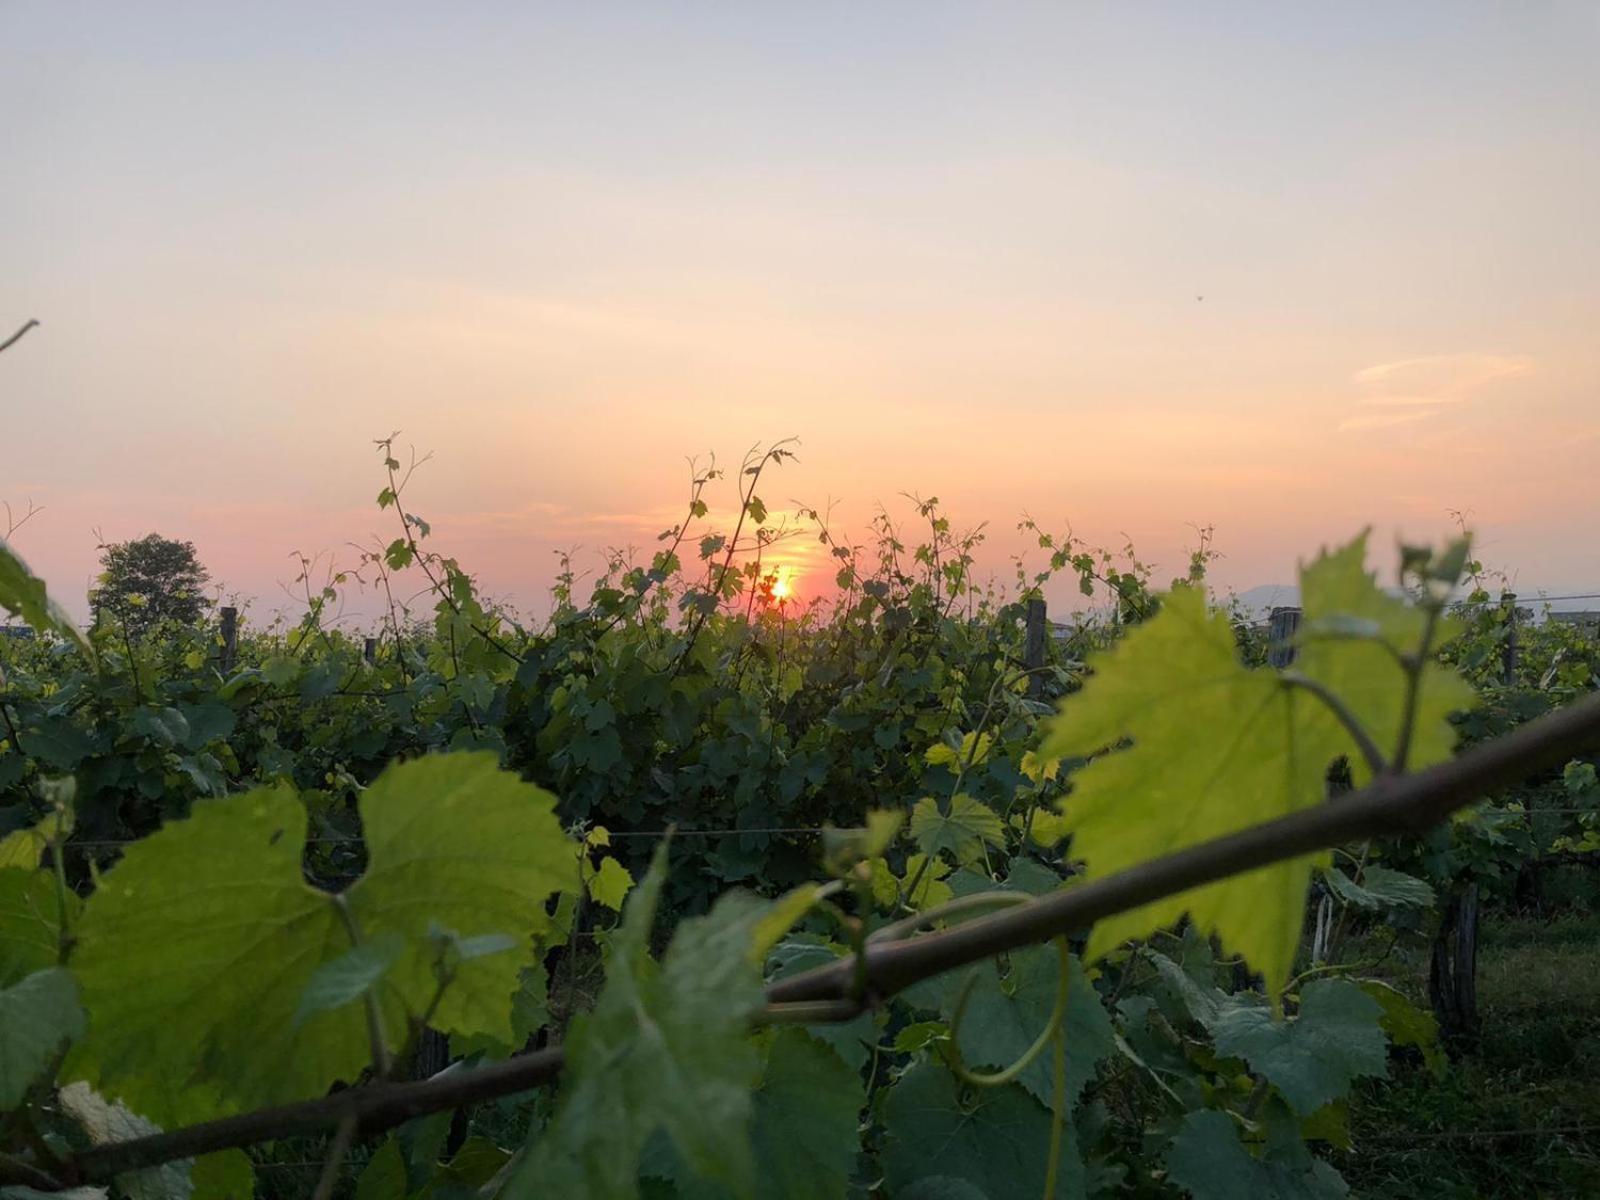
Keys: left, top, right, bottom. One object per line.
{"left": 944, "top": 934, "right": 1072, "bottom": 1089}
{"left": 1044, "top": 977, "right": 1068, "bottom": 1200}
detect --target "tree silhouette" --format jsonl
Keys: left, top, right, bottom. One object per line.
{"left": 91, "top": 534, "right": 210, "bottom": 636}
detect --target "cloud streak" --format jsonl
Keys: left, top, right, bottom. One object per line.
{"left": 1339, "top": 352, "right": 1532, "bottom": 432}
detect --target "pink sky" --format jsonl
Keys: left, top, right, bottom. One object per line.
{"left": 4, "top": 4, "right": 1597, "bottom": 624}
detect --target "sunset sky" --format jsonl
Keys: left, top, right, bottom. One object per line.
{"left": 4, "top": 3, "right": 1597, "bottom": 624}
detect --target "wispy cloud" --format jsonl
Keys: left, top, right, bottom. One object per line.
{"left": 1338, "top": 410, "right": 1435, "bottom": 432}
{"left": 1339, "top": 353, "right": 1532, "bottom": 432}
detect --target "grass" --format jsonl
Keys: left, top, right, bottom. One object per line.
{"left": 1335, "top": 911, "right": 1600, "bottom": 1198}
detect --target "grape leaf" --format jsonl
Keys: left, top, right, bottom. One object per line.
{"left": 645, "top": 1029, "right": 864, "bottom": 1200}
{"left": 0, "top": 870, "right": 69, "bottom": 986}
{"left": 918, "top": 947, "right": 1113, "bottom": 1112}
{"left": 190, "top": 1150, "right": 254, "bottom": 1200}
{"left": 0, "top": 539, "right": 93, "bottom": 660}
{"left": 871, "top": 854, "right": 953, "bottom": 911}
{"left": 587, "top": 855, "right": 635, "bottom": 912}
{"left": 1321, "top": 864, "right": 1434, "bottom": 911}
{"left": 0, "top": 805, "right": 73, "bottom": 871}
{"left": 910, "top": 795, "right": 1005, "bottom": 866}
{"left": 354, "top": 1138, "right": 406, "bottom": 1200}
{"left": 66, "top": 783, "right": 358, "bottom": 1123}
{"left": 69, "top": 753, "right": 576, "bottom": 1123}
{"left": 0, "top": 968, "right": 84, "bottom": 1108}
{"left": 503, "top": 845, "right": 769, "bottom": 1199}
{"left": 343, "top": 752, "right": 577, "bottom": 1043}
{"left": 1210, "top": 980, "right": 1387, "bottom": 1116}
{"left": 880, "top": 1063, "right": 1082, "bottom": 1199}
{"left": 763, "top": 936, "right": 879, "bottom": 1072}
{"left": 1357, "top": 979, "right": 1445, "bottom": 1075}
{"left": 1165, "top": 1109, "right": 1349, "bottom": 1199}
{"left": 744, "top": 1030, "right": 863, "bottom": 1200}
{"left": 1143, "top": 948, "right": 1232, "bottom": 1032}
{"left": 1296, "top": 535, "right": 1473, "bottom": 780}
{"left": 1040, "top": 586, "right": 1347, "bottom": 991}
{"left": 450, "top": 962, "right": 550, "bottom": 1060}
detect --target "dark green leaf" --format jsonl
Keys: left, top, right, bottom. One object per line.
{"left": 1211, "top": 981, "right": 1387, "bottom": 1116}
{"left": 881, "top": 1064, "right": 1081, "bottom": 1199}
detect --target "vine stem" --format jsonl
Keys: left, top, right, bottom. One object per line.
{"left": 0, "top": 1148, "right": 59, "bottom": 1191}
{"left": 1393, "top": 604, "right": 1442, "bottom": 771}
{"left": 0, "top": 319, "right": 39, "bottom": 356}
{"left": 1042, "top": 978, "right": 1068, "bottom": 1200}
{"left": 1279, "top": 672, "right": 1388, "bottom": 777}
{"left": 58, "top": 690, "right": 1600, "bottom": 1186}
{"left": 331, "top": 895, "right": 392, "bottom": 1079}
{"left": 870, "top": 891, "right": 1031, "bottom": 944}
{"left": 310, "top": 1113, "right": 357, "bottom": 1200}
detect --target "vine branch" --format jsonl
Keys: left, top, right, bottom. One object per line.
{"left": 0, "top": 319, "right": 39, "bottom": 357}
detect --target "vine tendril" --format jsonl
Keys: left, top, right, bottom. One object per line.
{"left": 944, "top": 935, "right": 1072, "bottom": 1090}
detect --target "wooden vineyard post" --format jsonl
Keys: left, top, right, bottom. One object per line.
{"left": 219, "top": 606, "right": 238, "bottom": 673}
{"left": 1429, "top": 882, "right": 1481, "bottom": 1046}
{"left": 1501, "top": 591, "right": 1520, "bottom": 686}
{"left": 1024, "top": 597, "right": 1047, "bottom": 700}
{"left": 363, "top": 636, "right": 377, "bottom": 665}
{"left": 1267, "top": 605, "right": 1302, "bottom": 669}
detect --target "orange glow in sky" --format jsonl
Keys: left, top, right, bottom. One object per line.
{"left": 771, "top": 568, "right": 794, "bottom": 602}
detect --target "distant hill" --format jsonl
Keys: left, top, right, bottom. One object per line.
{"left": 1223, "top": 584, "right": 1300, "bottom": 620}
{"left": 1220, "top": 582, "right": 1595, "bottom": 622}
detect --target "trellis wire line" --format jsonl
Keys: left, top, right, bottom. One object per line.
{"left": 1360, "top": 1124, "right": 1599, "bottom": 1142}
{"left": 51, "top": 808, "right": 1600, "bottom": 855}
{"left": 52, "top": 826, "right": 833, "bottom": 851}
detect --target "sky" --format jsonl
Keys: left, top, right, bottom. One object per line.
{"left": 3, "top": 2, "right": 1598, "bottom": 625}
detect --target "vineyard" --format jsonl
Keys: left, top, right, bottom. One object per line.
{"left": 1, "top": 438, "right": 1598, "bottom": 1200}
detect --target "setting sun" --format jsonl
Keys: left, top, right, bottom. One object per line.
{"left": 770, "top": 567, "right": 794, "bottom": 601}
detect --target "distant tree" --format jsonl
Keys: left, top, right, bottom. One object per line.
{"left": 90, "top": 534, "right": 211, "bottom": 635}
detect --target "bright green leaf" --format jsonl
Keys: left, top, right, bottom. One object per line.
{"left": 0, "top": 539, "right": 94, "bottom": 661}
{"left": 924, "top": 732, "right": 993, "bottom": 770}
{"left": 870, "top": 854, "right": 952, "bottom": 911}
{"left": 450, "top": 961, "right": 549, "bottom": 1060}
{"left": 1040, "top": 586, "right": 1348, "bottom": 992}
{"left": 910, "top": 795, "right": 1005, "bottom": 866}
{"left": 69, "top": 754, "right": 576, "bottom": 1123}
{"left": 0, "top": 805, "right": 73, "bottom": 872}
{"left": 587, "top": 856, "right": 635, "bottom": 912}
{"left": 344, "top": 753, "right": 576, "bottom": 1045}
{"left": 0, "top": 869, "right": 69, "bottom": 986}
{"left": 190, "top": 1150, "right": 254, "bottom": 1200}
{"left": 1296, "top": 535, "right": 1473, "bottom": 780}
